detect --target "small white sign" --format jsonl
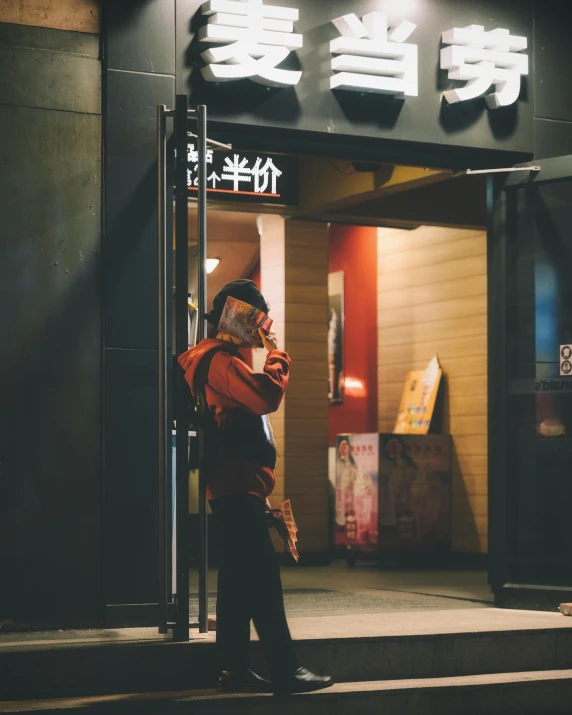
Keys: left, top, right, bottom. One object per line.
{"left": 560, "top": 344, "right": 572, "bottom": 376}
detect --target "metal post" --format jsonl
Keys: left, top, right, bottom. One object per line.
{"left": 157, "top": 104, "right": 168, "bottom": 636}
{"left": 197, "top": 105, "right": 209, "bottom": 634}
{"left": 174, "top": 94, "right": 190, "bottom": 642}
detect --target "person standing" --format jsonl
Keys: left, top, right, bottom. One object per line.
{"left": 178, "top": 279, "right": 332, "bottom": 695}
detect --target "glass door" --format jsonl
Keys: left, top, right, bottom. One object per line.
{"left": 489, "top": 156, "right": 572, "bottom": 608}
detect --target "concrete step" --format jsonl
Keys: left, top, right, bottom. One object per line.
{"left": 2, "top": 611, "right": 572, "bottom": 701}
{"left": 2, "top": 670, "right": 572, "bottom": 715}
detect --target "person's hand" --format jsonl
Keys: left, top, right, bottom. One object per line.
{"left": 259, "top": 328, "right": 278, "bottom": 352}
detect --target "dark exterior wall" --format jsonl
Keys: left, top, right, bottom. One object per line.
{"left": 0, "top": 23, "right": 102, "bottom": 627}
{"left": 533, "top": 1, "right": 572, "bottom": 159}
{"left": 102, "top": 1, "right": 175, "bottom": 621}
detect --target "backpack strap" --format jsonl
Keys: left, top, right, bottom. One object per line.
{"left": 188, "top": 344, "right": 238, "bottom": 485}
{"left": 191, "top": 344, "right": 240, "bottom": 421}
{"left": 192, "top": 350, "right": 217, "bottom": 422}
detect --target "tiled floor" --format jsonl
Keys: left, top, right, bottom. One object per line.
{"left": 3, "top": 565, "right": 571, "bottom": 650}
{"left": 191, "top": 562, "right": 493, "bottom": 617}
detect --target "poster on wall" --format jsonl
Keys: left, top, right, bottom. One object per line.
{"left": 335, "top": 434, "right": 379, "bottom": 550}
{"left": 328, "top": 271, "right": 344, "bottom": 404}
{"left": 379, "top": 434, "right": 452, "bottom": 550}
{"left": 394, "top": 356, "right": 442, "bottom": 434}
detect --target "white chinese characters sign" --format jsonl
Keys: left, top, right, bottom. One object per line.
{"left": 330, "top": 11, "right": 418, "bottom": 97}
{"left": 186, "top": 145, "right": 296, "bottom": 204}
{"left": 195, "top": 1, "right": 529, "bottom": 110}
{"left": 440, "top": 25, "right": 528, "bottom": 108}
{"left": 199, "top": 0, "right": 303, "bottom": 86}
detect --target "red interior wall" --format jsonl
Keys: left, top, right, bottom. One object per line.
{"left": 329, "top": 225, "right": 378, "bottom": 445}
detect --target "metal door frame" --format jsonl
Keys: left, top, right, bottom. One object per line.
{"left": 157, "top": 95, "right": 231, "bottom": 640}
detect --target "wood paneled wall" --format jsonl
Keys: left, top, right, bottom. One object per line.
{"left": 284, "top": 220, "right": 330, "bottom": 552}
{"left": 0, "top": 0, "right": 99, "bottom": 34}
{"left": 258, "top": 215, "right": 286, "bottom": 505}
{"left": 259, "top": 216, "right": 330, "bottom": 552}
{"left": 377, "top": 226, "right": 488, "bottom": 553}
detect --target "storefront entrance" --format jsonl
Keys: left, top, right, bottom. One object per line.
{"left": 88, "top": 0, "right": 572, "bottom": 642}
{"left": 85, "top": 77, "right": 570, "bottom": 643}
{"left": 155, "top": 116, "right": 568, "bottom": 638}
{"left": 4, "top": 0, "right": 572, "bottom": 665}
{"left": 143, "top": 88, "right": 572, "bottom": 642}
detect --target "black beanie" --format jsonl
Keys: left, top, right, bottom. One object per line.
{"left": 205, "top": 279, "right": 268, "bottom": 326}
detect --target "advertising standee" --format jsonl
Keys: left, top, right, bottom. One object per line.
{"left": 335, "top": 432, "right": 452, "bottom": 553}
{"left": 379, "top": 434, "right": 451, "bottom": 550}
{"left": 335, "top": 434, "right": 379, "bottom": 550}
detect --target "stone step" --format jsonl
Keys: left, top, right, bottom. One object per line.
{"left": 2, "top": 670, "right": 572, "bottom": 715}
{"left": 2, "top": 612, "right": 572, "bottom": 701}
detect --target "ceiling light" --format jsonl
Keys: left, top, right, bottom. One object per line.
{"left": 206, "top": 258, "right": 220, "bottom": 274}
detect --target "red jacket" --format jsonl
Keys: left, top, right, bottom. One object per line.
{"left": 178, "top": 338, "right": 291, "bottom": 502}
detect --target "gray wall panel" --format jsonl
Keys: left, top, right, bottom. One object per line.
{"left": 104, "top": 69, "right": 174, "bottom": 350}
{"left": 534, "top": 118, "right": 572, "bottom": 161}
{"left": 0, "top": 22, "right": 99, "bottom": 55}
{"left": 102, "top": 1, "right": 177, "bottom": 620}
{"left": 534, "top": 1, "right": 572, "bottom": 124}
{"left": 105, "top": 0, "right": 175, "bottom": 75}
{"left": 0, "top": 26, "right": 100, "bottom": 115}
{"left": 104, "top": 348, "right": 159, "bottom": 605}
{"left": 0, "top": 103, "right": 102, "bottom": 628}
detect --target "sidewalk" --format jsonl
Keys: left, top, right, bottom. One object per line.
{"left": 0, "top": 564, "right": 527, "bottom": 651}
{"left": 1, "top": 567, "right": 571, "bottom": 707}
{"left": 1, "top": 564, "right": 493, "bottom": 644}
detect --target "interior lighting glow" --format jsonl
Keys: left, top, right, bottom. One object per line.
{"left": 344, "top": 377, "right": 367, "bottom": 398}
{"left": 206, "top": 258, "right": 220, "bottom": 274}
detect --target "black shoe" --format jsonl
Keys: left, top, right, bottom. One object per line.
{"left": 216, "top": 669, "right": 273, "bottom": 694}
{"left": 273, "top": 667, "right": 334, "bottom": 695}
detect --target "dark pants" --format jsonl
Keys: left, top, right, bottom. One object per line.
{"left": 209, "top": 494, "right": 299, "bottom": 681}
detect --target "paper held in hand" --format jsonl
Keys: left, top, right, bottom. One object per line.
{"left": 267, "top": 499, "right": 299, "bottom": 562}
{"left": 217, "top": 296, "right": 273, "bottom": 347}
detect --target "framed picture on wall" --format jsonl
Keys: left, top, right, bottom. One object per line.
{"left": 328, "top": 271, "right": 344, "bottom": 404}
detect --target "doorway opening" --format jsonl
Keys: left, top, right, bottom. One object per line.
{"left": 182, "top": 157, "right": 492, "bottom": 620}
